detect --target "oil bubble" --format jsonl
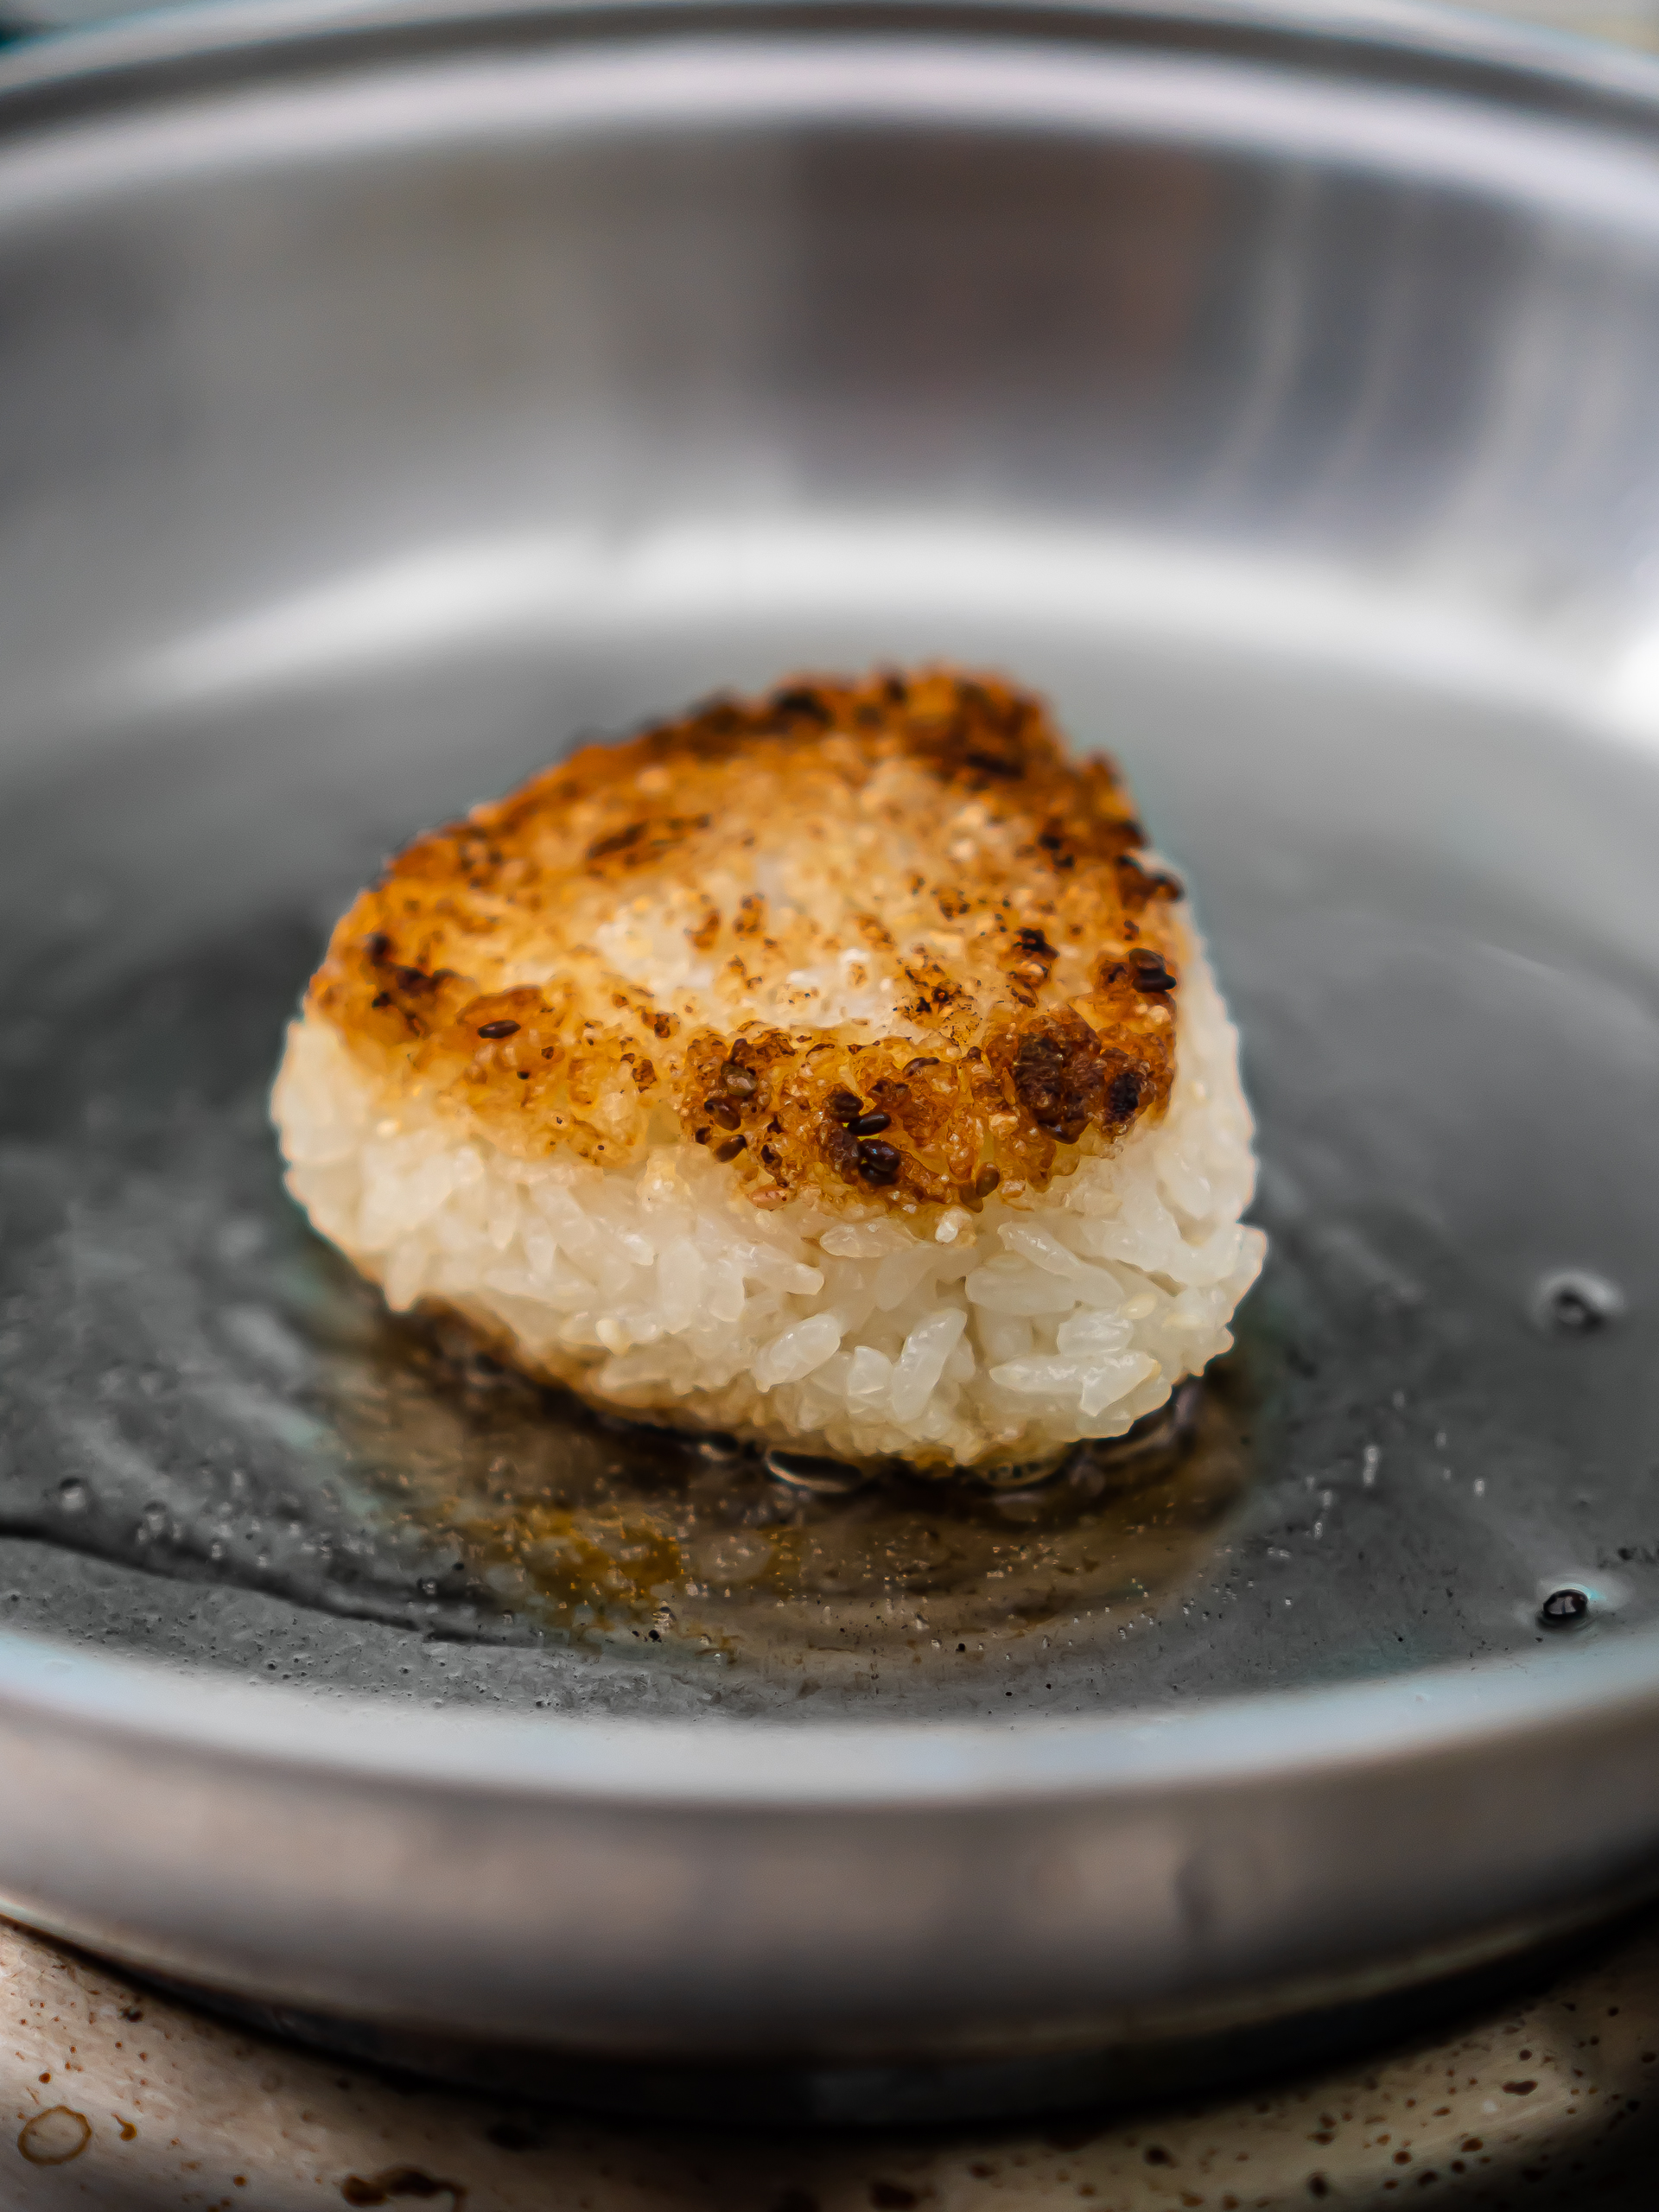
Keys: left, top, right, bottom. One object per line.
{"left": 1531, "top": 1271, "right": 1624, "bottom": 1336}
{"left": 1540, "top": 1586, "right": 1591, "bottom": 1628}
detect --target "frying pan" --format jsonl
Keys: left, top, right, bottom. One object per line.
{"left": 5, "top": 0, "right": 1659, "bottom": 2125}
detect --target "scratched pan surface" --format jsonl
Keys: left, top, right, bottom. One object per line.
{"left": 7, "top": 0, "right": 1659, "bottom": 2117}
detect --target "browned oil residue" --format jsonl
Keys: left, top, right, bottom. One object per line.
{"left": 18, "top": 2107, "right": 92, "bottom": 2164}
{"left": 340, "top": 2169, "right": 467, "bottom": 2208}
{"left": 339, "top": 1313, "right": 1253, "bottom": 1675}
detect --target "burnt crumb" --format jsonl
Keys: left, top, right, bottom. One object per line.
{"left": 856, "top": 1138, "right": 903, "bottom": 1184}
{"left": 476, "top": 1018, "right": 521, "bottom": 1039}
{"left": 586, "top": 821, "right": 645, "bottom": 862}
{"left": 340, "top": 2170, "right": 465, "bottom": 2207}
{"left": 1007, "top": 1014, "right": 1146, "bottom": 1146}
{"left": 772, "top": 684, "right": 834, "bottom": 723}
{"left": 1116, "top": 851, "right": 1184, "bottom": 906}
{"left": 821, "top": 1110, "right": 861, "bottom": 1183}
{"left": 963, "top": 748, "right": 1024, "bottom": 779}
{"left": 362, "top": 938, "right": 447, "bottom": 999}
{"left": 1107, "top": 1065, "right": 1144, "bottom": 1121}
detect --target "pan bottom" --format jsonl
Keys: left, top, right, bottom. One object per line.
{"left": 5, "top": 624, "right": 1659, "bottom": 1725}
{"left": 131, "top": 1883, "right": 1658, "bottom": 2128}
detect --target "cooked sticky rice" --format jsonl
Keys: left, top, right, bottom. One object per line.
{"left": 273, "top": 668, "right": 1265, "bottom": 1471}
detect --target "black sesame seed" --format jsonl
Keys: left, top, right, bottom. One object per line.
{"left": 477, "top": 1019, "right": 521, "bottom": 1039}
{"left": 1127, "top": 949, "right": 1176, "bottom": 993}
{"left": 855, "top": 1138, "right": 902, "bottom": 1185}
{"left": 704, "top": 1096, "right": 741, "bottom": 1131}
{"left": 714, "top": 1134, "right": 747, "bottom": 1163}
{"left": 849, "top": 1110, "right": 892, "bottom": 1136}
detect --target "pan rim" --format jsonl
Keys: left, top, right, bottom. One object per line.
{"left": 3, "top": 0, "right": 1659, "bottom": 1818}
{"left": 5, "top": 0, "right": 1659, "bottom": 115}
{"left": 2, "top": 1617, "right": 1656, "bottom": 1808}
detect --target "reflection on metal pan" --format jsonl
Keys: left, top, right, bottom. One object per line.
{"left": 4, "top": 0, "right": 1659, "bottom": 2115}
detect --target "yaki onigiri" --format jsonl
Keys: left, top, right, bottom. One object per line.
{"left": 272, "top": 668, "right": 1265, "bottom": 1473}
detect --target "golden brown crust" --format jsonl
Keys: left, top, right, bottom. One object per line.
{"left": 307, "top": 667, "right": 1185, "bottom": 1214}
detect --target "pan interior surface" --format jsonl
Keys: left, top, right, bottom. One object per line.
{"left": 3, "top": 10, "right": 1659, "bottom": 1743}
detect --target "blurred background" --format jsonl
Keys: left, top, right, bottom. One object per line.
{"left": 1465, "top": 0, "right": 1659, "bottom": 43}
{"left": 1, "top": 0, "right": 1657, "bottom": 43}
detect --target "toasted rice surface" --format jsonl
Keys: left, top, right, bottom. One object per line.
{"left": 303, "top": 668, "right": 1186, "bottom": 1218}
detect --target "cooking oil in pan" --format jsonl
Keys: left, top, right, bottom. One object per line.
{"left": 3, "top": 648, "right": 1659, "bottom": 1716}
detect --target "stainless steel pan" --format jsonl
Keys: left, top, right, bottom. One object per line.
{"left": 6, "top": 0, "right": 1659, "bottom": 2122}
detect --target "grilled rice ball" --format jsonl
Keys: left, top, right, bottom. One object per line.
{"left": 273, "top": 667, "right": 1264, "bottom": 1471}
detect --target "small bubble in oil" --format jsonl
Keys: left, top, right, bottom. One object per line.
{"left": 56, "top": 1479, "right": 87, "bottom": 1515}
{"left": 1540, "top": 1586, "right": 1591, "bottom": 1629}
{"left": 1532, "top": 1271, "right": 1624, "bottom": 1337}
